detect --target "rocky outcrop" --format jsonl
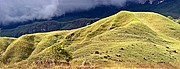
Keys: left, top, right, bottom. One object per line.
{"left": 139, "top": 0, "right": 165, "bottom": 4}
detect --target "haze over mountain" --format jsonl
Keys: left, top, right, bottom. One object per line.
{"left": 0, "top": 0, "right": 168, "bottom": 25}
{"left": 0, "top": 0, "right": 135, "bottom": 25}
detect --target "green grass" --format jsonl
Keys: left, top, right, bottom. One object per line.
{"left": 0, "top": 37, "right": 16, "bottom": 56}
{"left": 0, "top": 37, "right": 16, "bottom": 66}
{"left": 0, "top": 11, "right": 180, "bottom": 68}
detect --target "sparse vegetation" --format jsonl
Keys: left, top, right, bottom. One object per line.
{"left": 167, "top": 16, "right": 180, "bottom": 24}
{"left": 175, "top": 17, "right": 180, "bottom": 24}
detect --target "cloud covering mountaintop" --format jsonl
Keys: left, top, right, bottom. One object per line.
{"left": 0, "top": 0, "right": 142, "bottom": 25}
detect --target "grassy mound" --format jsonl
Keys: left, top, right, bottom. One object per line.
{"left": 1, "top": 11, "right": 180, "bottom": 68}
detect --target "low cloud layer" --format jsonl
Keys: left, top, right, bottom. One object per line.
{"left": 0, "top": 0, "right": 138, "bottom": 25}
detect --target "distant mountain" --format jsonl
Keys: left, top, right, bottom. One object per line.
{"left": 1, "top": 11, "right": 180, "bottom": 68}
{"left": 0, "top": 18, "right": 99, "bottom": 37}
{"left": 0, "top": 5, "right": 121, "bottom": 29}
{"left": 0, "top": 5, "right": 121, "bottom": 37}
{"left": 126, "top": 0, "right": 180, "bottom": 17}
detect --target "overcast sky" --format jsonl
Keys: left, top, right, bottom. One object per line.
{"left": 0, "top": 0, "right": 139, "bottom": 25}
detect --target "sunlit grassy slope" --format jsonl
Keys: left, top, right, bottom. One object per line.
{"left": 0, "top": 11, "right": 180, "bottom": 68}
{"left": 0, "top": 37, "right": 16, "bottom": 56}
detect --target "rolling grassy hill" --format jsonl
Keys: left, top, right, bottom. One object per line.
{"left": 0, "top": 11, "right": 180, "bottom": 68}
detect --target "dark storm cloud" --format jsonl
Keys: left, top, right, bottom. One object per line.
{"left": 0, "top": 0, "right": 139, "bottom": 25}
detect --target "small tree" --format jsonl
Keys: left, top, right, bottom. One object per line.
{"left": 167, "top": 16, "right": 174, "bottom": 20}
{"left": 86, "top": 23, "right": 91, "bottom": 26}
{"left": 52, "top": 44, "right": 73, "bottom": 62}
{"left": 177, "top": 18, "right": 180, "bottom": 24}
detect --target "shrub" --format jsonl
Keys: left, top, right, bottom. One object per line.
{"left": 52, "top": 45, "right": 73, "bottom": 62}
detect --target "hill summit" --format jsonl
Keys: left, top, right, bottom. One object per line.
{"left": 0, "top": 11, "right": 180, "bottom": 68}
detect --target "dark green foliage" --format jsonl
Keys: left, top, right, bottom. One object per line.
{"left": 52, "top": 45, "right": 73, "bottom": 62}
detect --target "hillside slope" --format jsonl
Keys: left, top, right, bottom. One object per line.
{"left": 0, "top": 37, "right": 16, "bottom": 56}
{"left": 0, "top": 11, "right": 180, "bottom": 68}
